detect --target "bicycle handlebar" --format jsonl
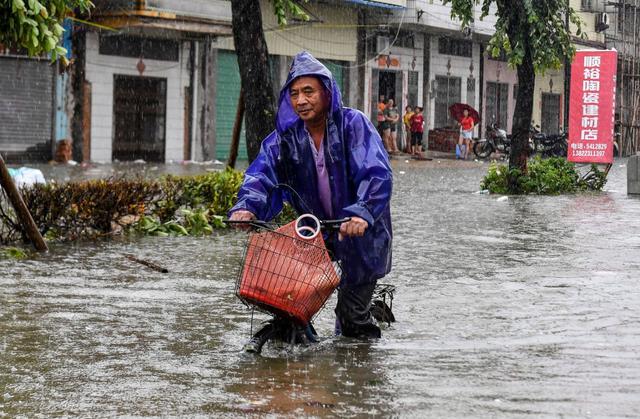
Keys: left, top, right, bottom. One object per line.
{"left": 224, "top": 219, "right": 273, "bottom": 230}
{"left": 320, "top": 217, "right": 351, "bottom": 231}
{"left": 224, "top": 217, "right": 352, "bottom": 232}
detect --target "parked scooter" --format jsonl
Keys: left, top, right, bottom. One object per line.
{"left": 531, "top": 125, "right": 568, "bottom": 158}
{"left": 473, "top": 123, "right": 537, "bottom": 159}
{"left": 473, "top": 123, "right": 509, "bottom": 158}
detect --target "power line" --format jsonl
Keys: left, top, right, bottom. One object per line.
{"left": 266, "top": 7, "right": 409, "bottom": 69}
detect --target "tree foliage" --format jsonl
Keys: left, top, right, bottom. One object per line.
{"left": 270, "top": 0, "right": 308, "bottom": 26}
{"left": 0, "top": 0, "right": 93, "bottom": 62}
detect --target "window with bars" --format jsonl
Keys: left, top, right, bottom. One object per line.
{"left": 438, "top": 38, "right": 472, "bottom": 58}
{"left": 487, "top": 49, "right": 508, "bottom": 62}
{"left": 467, "top": 77, "right": 476, "bottom": 109}
{"left": 617, "top": 5, "right": 640, "bottom": 36}
{"left": 434, "top": 76, "right": 461, "bottom": 128}
{"left": 581, "top": 0, "right": 592, "bottom": 11}
{"left": 99, "top": 34, "right": 179, "bottom": 62}
{"left": 486, "top": 82, "right": 509, "bottom": 129}
{"left": 396, "top": 31, "right": 415, "bottom": 49}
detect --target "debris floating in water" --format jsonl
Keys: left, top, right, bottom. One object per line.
{"left": 125, "top": 254, "right": 168, "bottom": 273}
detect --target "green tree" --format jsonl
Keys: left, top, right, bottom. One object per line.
{"left": 0, "top": 0, "right": 93, "bottom": 63}
{"left": 230, "top": 0, "right": 307, "bottom": 162}
{"left": 445, "top": 0, "right": 583, "bottom": 192}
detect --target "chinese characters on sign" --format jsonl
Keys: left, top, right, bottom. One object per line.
{"left": 568, "top": 50, "right": 618, "bottom": 163}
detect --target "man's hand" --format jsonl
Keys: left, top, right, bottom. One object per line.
{"left": 338, "top": 216, "right": 368, "bottom": 241}
{"left": 229, "top": 210, "right": 256, "bottom": 230}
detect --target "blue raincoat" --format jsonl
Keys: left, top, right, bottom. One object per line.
{"left": 230, "top": 51, "right": 393, "bottom": 286}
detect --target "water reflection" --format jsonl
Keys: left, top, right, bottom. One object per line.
{"left": 221, "top": 341, "right": 392, "bottom": 416}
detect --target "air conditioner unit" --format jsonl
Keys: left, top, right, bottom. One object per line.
{"left": 595, "top": 12, "right": 610, "bottom": 32}
{"left": 376, "top": 36, "right": 390, "bottom": 53}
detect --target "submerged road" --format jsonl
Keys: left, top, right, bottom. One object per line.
{"left": 1, "top": 158, "right": 639, "bottom": 417}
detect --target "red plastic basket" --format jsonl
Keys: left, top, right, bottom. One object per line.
{"left": 235, "top": 219, "right": 340, "bottom": 325}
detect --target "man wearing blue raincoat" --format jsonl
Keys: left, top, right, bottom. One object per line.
{"left": 229, "top": 51, "right": 393, "bottom": 339}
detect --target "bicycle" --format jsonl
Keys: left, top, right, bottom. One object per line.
{"left": 226, "top": 214, "right": 396, "bottom": 354}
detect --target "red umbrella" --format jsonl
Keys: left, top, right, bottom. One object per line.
{"left": 448, "top": 103, "right": 481, "bottom": 125}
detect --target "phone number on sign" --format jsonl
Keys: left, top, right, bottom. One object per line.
{"left": 584, "top": 143, "right": 607, "bottom": 150}
{"left": 572, "top": 150, "right": 605, "bottom": 157}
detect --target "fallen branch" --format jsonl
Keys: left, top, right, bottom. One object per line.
{"left": 125, "top": 254, "right": 169, "bottom": 273}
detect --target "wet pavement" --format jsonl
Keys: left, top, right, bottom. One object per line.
{"left": 1, "top": 158, "right": 640, "bottom": 417}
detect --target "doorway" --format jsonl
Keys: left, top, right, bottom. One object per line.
{"left": 379, "top": 71, "right": 404, "bottom": 142}
{"left": 541, "top": 93, "right": 561, "bottom": 135}
{"left": 113, "top": 75, "right": 167, "bottom": 162}
{"left": 379, "top": 71, "right": 396, "bottom": 103}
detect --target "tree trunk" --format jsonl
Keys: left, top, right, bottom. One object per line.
{"left": 231, "top": 0, "right": 276, "bottom": 163}
{"left": 505, "top": 2, "right": 534, "bottom": 192}
{"left": 71, "top": 28, "right": 86, "bottom": 163}
{"left": 510, "top": 49, "right": 535, "bottom": 180}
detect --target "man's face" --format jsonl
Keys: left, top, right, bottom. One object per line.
{"left": 289, "top": 76, "right": 329, "bottom": 124}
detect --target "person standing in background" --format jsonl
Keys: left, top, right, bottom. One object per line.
{"left": 384, "top": 99, "right": 400, "bottom": 154}
{"left": 402, "top": 105, "right": 414, "bottom": 153}
{"left": 410, "top": 106, "right": 425, "bottom": 157}
{"left": 376, "top": 95, "right": 386, "bottom": 137}
{"left": 458, "top": 109, "right": 475, "bottom": 160}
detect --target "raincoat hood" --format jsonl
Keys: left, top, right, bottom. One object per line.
{"left": 276, "top": 51, "right": 343, "bottom": 134}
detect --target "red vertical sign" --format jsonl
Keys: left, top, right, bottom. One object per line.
{"left": 568, "top": 49, "right": 617, "bottom": 164}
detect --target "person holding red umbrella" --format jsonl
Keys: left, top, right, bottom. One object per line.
{"left": 449, "top": 103, "right": 480, "bottom": 160}
{"left": 458, "top": 108, "right": 476, "bottom": 160}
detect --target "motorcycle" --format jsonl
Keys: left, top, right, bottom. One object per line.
{"left": 473, "top": 123, "right": 537, "bottom": 159}
{"left": 531, "top": 125, "right": 568, "bottom": 158}
{"left": 473, "top": 123, "right": 509, "bottom": 159}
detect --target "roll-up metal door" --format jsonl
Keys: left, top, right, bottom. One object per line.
{"left": 215, "top": 50, "right": 246, "bottom": 161}
{"left": 0, "top": 57, "right": 55, "bottom": 162}
{"left": 320, "top": 60, "right": 343, "bottom": 95}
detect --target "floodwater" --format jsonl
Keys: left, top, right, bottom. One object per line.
{"left": 1, "top": 158, "right": 640, "bottom": 417}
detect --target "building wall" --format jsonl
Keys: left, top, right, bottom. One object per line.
{"left": 571, "top": 0, "right": 607, "bottom": 45}
{"left": 406, "top": 0, "right": 497, "bottom": 37}
{"left": 214, "top": 1, "right": 357, "bottom": 62}
{"left": 84, "top": 32, "right": 191, "bottom": 162}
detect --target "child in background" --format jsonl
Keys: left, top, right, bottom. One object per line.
{"left": 410, "top": 106, "right": 425, "bottom": 157}
{"left": 402, "top": 105, "right": 414, "bottom": 153}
